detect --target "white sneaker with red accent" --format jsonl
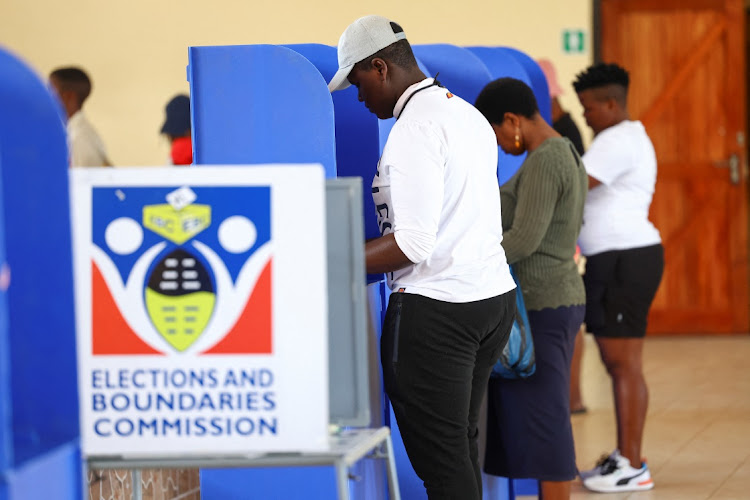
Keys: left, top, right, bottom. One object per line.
{"left": 582, "top": 453, "right": 654, "bottom": 493}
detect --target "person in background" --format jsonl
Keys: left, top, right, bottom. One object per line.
{"left": 538, "top": 58, "right": 585, "bottom": 156}
{"left": 475, "top": 77, "right": 587, "bottom": 500}
{"left": 538, "top": 57, "right": 588, "bottom": 414}
{"left": 160, "top": 94, "right": 192, "bottom": 165}
{"left": 49, "top": 66, "right": 112, "bottom": 167}
{"left": 574, "top": 62, "right": 663, "bottom": 493}
{"left": 328, "top": 15, "right": 516, "bottom": 499}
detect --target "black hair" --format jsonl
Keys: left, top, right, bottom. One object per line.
{"left": 353, "top": 22, "right": 418, "bottom": 72}
{"left": 50, "top": 67, "right": 92, "bottom": 106}
{"left": 474, "top": 77, "right": 539, "bottom": 124}
{"left": 573, "top": 63, "right": 629, "bottom": 105}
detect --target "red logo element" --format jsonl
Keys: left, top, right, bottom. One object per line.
{"left": 91, "top": 259, "right": 273, "bottom": 355}
{"left": 202, "top": 260, "right": 272, "bottom": 354}
{"left": 92, "top": 262, "right": 162, "bottom": 355}
{"left": 446, "top": 92, "right": 454, "bottom": 99}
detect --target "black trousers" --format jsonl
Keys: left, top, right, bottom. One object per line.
{"left": 381, "top": 290, "right": 515, "bottom": 500}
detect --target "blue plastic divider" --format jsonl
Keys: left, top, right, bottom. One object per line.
{"left": 190, "top": 43, "right": 390, "bottom": 499}
{"left": 0, "top": 442, "right": 81, "bottom": 500}
{"left": 189, "top": 43, "right": 547, "bottom": 500}
{"left": 188, "top": 44, "right": 336, "bottom": 178}
{"left": 282, "top": 45, "right": 433, "bottom": 285}
{"left": 498, "top": 47, "right": 552, "bottom": 125}
{"left": 283, "top": 44, "right": 381, "bottom": 242}
{"left": 412, "top": 44, "right": 492, "bottom": 107}
{"left": 466, "top": 47, "right": 532, "bottom": 186}
{"left": 0, "top": 47, "right": 80, "bottom": 500}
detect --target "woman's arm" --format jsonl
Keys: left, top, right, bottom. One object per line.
{"left": 501, "top": 157, "right": 560, "bottom": 264}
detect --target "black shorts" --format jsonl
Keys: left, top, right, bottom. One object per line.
{"left": 583, "top": 244, "right": 664, "bottom": 338}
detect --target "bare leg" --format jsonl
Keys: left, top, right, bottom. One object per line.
{"left": 539, "top": 479, "right": 571, "bottom": 500}
{"left": 595, "top": 336, "right": 648, "bottom": 466}
{"left": 569, "top": 326, "right": 586, "bottom": 413}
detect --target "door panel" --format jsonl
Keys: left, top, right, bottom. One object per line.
{"left": 599, "top": 0, "right": 749, "bottom": 333}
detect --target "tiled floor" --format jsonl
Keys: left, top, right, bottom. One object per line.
{"left": 529, "top": 335, "right": 750, "bottom": 500}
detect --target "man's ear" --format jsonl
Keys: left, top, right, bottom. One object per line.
{"left": 371, "top": 58, "right": 388, "bottom": 81}
{"left": 606, "top": 96, "right": 618, "bottom": 112}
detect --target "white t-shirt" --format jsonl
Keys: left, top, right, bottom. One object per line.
{"left": 578, "top": 120, "right": 661, "bottom": 256}
{"left": 372, "top": 78, "right": 515, "bottom": 303}
{"left": 67, "top": 111, "right": 110, "bottom": 167}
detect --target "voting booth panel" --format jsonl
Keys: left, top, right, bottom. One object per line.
{"left": 188, "top": 44, "right": 372, "bottom": 430}
{"left": 0, "top": 47, "right": 81, "bottom": 499}
{"left": 187, "top": 44, "right": 337, "bottom": 179}
{"left": 500, "top": 47, "right": 552, "bottom": 125}
{"left": 188, "top": 44, "right": 392, "bottom": 500}
{"left": 283, "top": 44, "right": 383, "bottom": 245}
{"left": 466, "top": 47, "right": 533, "bottom": 186}
{"left": 412, "top": 44, "right": 493, "bottom": 109}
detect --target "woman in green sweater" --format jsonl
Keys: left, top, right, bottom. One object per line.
{"left": 475, "top": 78, "right": 587, "bottom": 500}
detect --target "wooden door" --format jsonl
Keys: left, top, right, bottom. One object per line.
{"left": 599, "top": 0, "right": 749, "bottom": 334}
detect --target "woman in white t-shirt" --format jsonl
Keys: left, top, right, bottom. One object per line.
{"left": 573, "top": 63, "right": 664, "bottom": 494}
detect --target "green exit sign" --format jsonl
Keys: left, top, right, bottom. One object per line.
{"left": 562, "top": 29, "right": 586, "bottom": 53}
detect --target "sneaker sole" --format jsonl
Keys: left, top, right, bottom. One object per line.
{"left": 583, "top": 478, "right": 655, "bottom": 493}
{"left": 579, "top": 469, "right": 600, "bottom": 480}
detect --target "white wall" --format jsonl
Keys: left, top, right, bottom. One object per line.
{"left": 0, "top": 0, "right": 593, "bottom": 165}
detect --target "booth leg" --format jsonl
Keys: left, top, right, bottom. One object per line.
{"left": 335, "top": 461, "right": 350, "bottom": 500}
{"left": 384, "top": 435, "right": 401, "bottom": 500}
{"left": 132, "top": 469, "right": 142, "bottom": 500}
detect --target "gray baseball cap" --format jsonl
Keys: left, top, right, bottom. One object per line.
{"left": 328, "top": 15, "right": 406, "bottom": 92}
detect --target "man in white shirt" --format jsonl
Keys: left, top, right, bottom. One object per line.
{"left": 574, "top": 63, "right": 663, "bottom": 494}
{"left": 49, "top": 67, "right": 112, "bottom": 167}
{"left": 329, "top": 15, "right": 516, "bottom": 499}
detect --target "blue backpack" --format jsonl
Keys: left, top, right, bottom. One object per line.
{"left": 492, "top": 267, "right": 536, "bottom": 379}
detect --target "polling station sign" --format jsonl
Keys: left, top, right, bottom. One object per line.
{"left": 70, "top": 166, "right": 328, "bottom": 457}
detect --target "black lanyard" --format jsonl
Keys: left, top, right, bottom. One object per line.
{"left": 398, "top": 73, "right": 443, "bottom": 117}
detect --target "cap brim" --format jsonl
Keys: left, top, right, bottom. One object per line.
{"left": 328, "top": 64, "right": 354, "bottom": 92}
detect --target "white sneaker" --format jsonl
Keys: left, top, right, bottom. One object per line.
{"left": 582, "top": 453, "right": 654, "bottom": 493}
{"left": 579, "top": 450, "right": 622, "bottom": 480}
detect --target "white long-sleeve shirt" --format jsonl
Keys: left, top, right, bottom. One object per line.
{"left": 372, "top": 78, "right": 515, "bottom": 303}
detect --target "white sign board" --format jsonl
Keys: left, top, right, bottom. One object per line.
{"left": 70, "top": 166, "right": 328, "bottom": 457}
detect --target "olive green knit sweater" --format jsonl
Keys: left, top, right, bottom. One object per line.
{"left": 500, "top": 137, "right": 587, "bottom": 311}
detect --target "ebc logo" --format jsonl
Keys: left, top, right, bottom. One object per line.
{"left": 91, "top": 186, "right": 272, "bottom": 355}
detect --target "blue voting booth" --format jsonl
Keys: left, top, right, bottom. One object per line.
{"left": 189, "top": 42, "right": 550, "bottom": 500}
{"left": 189, "top": 44, "right": 393, "bottom": 500}
{"left": 0, "top": 48, "right": 81, "bottom": 500}
{"left": 187, "top": 44, "right": 336, "bottom": 177}
{"left": 282, "top": 43, "right": 381, "bottom": 243}
{"left": 500, "top": 47, "right": 552, "bottom": 127}
{"left": 466, "top": 47, "right": 533, "bottom": 186}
